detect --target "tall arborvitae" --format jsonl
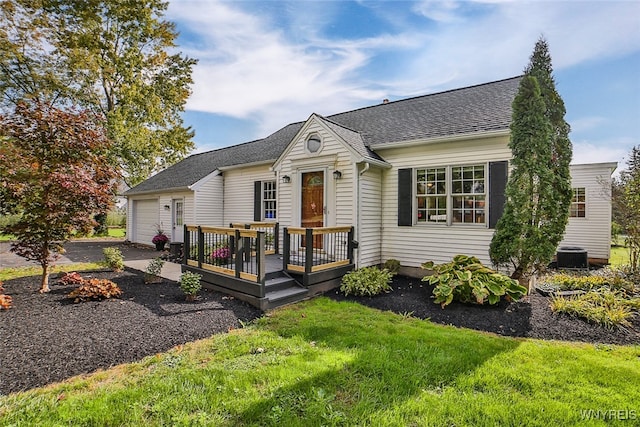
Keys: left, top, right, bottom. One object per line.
{"left": 490, "top": 38, "right": 573, "bottom": 282}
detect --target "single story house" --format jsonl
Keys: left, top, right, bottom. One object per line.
{"left": 124, "top": 76, "right": 616, "bottom": 309}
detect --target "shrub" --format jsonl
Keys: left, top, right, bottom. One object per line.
{"left": 383, "top": 259, "right": 401, "bottom": 275}
{"left": 0, "top": 282, "right": 12, "bottom": 310}
{"left": 340, "top": 267, "right": 393, "bottom": 297}
{"left": 422, "top": 254, "right": 527, "bottom": 308}
{"left": 145, "top": 257, "right": 165, "bottom": 276}
{"left": 103, "top": 247, "right": 124, "bottom": 271}
{"left": 67, "top": 278, "right": 123, "bottom": 303}
{"left": 58, "top": 271, "right": 85, "bottom": 286}
{"left": 540, "top": 270, "right": 636, "bottom": 294}
{"left": 179, "top": 271, "right": 202, "bottom": 300}
{"left": 144, "top": 258, "right": 165, "bottom": 284}
{"left": 551, "top": 289, "right": 640, "bottom": 329}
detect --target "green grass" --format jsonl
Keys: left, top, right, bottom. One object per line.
{"left": 0, "top": 263, "right": 104, "bottom": 282}
{"left": 610, "top": 246, "right": 631, "bottom": 267}
{"left": 1, "top": 298, "right": 638, "bottom": 426}
{"left": 107, "top": 227, "right": 126, "bottom": 238}
{"left": 0, "top": 228, "right": 125, "bottom": 242}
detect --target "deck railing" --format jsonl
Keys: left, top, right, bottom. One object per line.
{"left": 283, "top": 226, "right": 354, "bottom": 274}
{"left": 184, "top": 225, "right": 266, "bottom": 288}
{"left": 229, "top": 222, "right": 279, "bottom": 254}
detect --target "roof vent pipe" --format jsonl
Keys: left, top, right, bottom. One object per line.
{"left": 382, "top": 99, "right": 389, "bottom": 104}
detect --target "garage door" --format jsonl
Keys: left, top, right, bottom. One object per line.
{"left": 132, "top": 199, "right": 158, "bottom": 245}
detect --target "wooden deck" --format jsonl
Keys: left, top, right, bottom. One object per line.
{"left": 182, "top": 224, "right": 355, "bottom": 310}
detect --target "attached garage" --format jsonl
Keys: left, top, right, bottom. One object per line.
{"left": 131, "top": 199, "right": 158, "bottom": 245}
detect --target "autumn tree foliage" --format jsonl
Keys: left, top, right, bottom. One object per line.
{"left": 490, "top": 38, "right": 573, "bottom": 283}
{"left": 0, "top": 101, "right": 117, "bottom": 292}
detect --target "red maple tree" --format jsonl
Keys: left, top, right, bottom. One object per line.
{"left": 0, "top": 101, "right": 118, "bottom": 292}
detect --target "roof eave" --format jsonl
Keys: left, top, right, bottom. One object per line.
{"left": 218, "top": 159, "right": 276, "bottom": 172}
{"left": 124, "top": 186, "right": 191, "bottom": 197}
{"left": 371, "top": 129, "right": 510, "bottom": 150}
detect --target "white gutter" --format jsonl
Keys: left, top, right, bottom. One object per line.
{"left": 372, "top": 129, "right": 510, "bottom": 150}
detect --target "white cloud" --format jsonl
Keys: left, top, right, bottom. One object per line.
{"left": 569, "top": 116, "right": 608, "bottom": 134}
{"left": 167, "top": 0, "right": 640, "bottom": 150}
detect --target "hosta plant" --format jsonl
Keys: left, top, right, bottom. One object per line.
{"left": 67, "top": 278, "right": 123, "bottom": 303}
{"left": 422, "top": 254, "right": 527, "bottom": 308}
{"left": 551, "top": 289, "right": 640, "bottom": 329}
{"left": 179, "top": 271, "right": 202, "bottom": 301}
{"left": 340, "top": 267, "right": 393, "bottom": 297}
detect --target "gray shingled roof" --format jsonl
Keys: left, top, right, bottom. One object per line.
{"left": 124, "top": 122, "right": 303, "bottom": 195}
{"left": 328, "top": 76, "right": 521, "bottom": 146}
{"left": 125, "top": 76, "right": 520, "bottom": 196}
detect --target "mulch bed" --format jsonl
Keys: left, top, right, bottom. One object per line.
{"left": 328, "top": 275, "right": 640, "bottom": 346}
{"left": 2, "top": 271, "right": 638, "bottom": 395}
{"left": 0, "top": 269, "right": 261, "bottom": 395}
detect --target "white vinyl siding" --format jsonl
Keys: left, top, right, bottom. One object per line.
{"left": 358, "top": 166, "right": 383, "bottom": 267}
{"left": 378, "top": 136, "right": 512, "bottom": 267}
{"left": 276, "top": 119, "right": 355, "bottom": 229}
{"left": 195, "top": 174, "right": 224, "bottom": 226}
{"left": 560, "top": 163, "right": 615, "bottom": 260}
{"left": 223, "top": 165, "right": 274, "bottom": 225}
{"left": 157, "top": 192, "right": 194, "bottom": 242}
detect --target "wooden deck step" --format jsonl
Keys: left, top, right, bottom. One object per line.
{"left": 265, "top": 286, "right": 309, "bottom": 310}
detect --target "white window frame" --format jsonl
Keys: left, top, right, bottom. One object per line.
{"left": 570, "top": 187, "right": 586, "bottom": 218}
{"left": 263, "top": 180, "right": 277, "bottom": 221}
{"left": 415, "top": 164, "right": 487, "bottom": 226}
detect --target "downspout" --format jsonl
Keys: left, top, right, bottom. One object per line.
{"left": 355, "top": 162, "right": 371, "bottom": 268}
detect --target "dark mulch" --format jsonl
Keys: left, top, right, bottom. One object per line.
{"left": 2, "top": 271, "right": 639, "bottom": 395}
{"left": 328, "top": 275, "right": 640, "bottom": 346}
{"left": 0, "top": 269, "right": 261, "bottom": 395}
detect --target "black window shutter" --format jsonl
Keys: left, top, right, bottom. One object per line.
{"left": 253, "top": 181, "right": 262, "bottom": 222}
{"left": 488, "top": 161, "right": 508, "bottom": 229}
{"left": 398, "top": 168, "right": 412, "bottom": 226}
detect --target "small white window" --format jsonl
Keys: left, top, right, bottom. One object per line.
{"left": 570, "top": 188, "right": 586, "bottom": 218}
{"left": 263, "top": 181, "right": 277, "bottom": 220}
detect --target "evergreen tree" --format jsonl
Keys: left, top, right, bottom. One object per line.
{"left": 490, "top": 38, "right": 573, "bottom": 282}
{"left": 616, "top": 146, "right": 640, "bottom": 272}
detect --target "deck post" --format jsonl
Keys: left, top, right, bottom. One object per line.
{"left": 274, "top": 222, "right": 280, "bottom": 254}
{"left": 243, "top": 223, "right": 251, "bottom": 262}
{"left": 305, "top": 228, "right": 314, "bottom": 274}
{"left": 234, "top": 229, "right": 242, "bottom": 279}
{"left": 347, "top": 226, "right": 355, "bottom": 263}
{"left": 197, "top": 226, "right": 204, "bottom": 268}
{"left": 283, "top": 227, "right": 290, "bottom": 271}
{"left": 257, "top": 231, "right": 266, "bottom": 296}
{"left": 183, "top": 224, "right": 189, "bottom": 265}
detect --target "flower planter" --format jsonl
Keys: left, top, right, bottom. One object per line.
{"left": 155, "top": 242, "right": 166, "bottom": 251}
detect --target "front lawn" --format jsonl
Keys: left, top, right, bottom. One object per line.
{"left": 1, "top": 298, "right": 638, "bottom": 426}
{"left": 0, "top": 263, "right": 104, "bottom": 282}
{"left": 610, "top": 245, "right": 631, "bottom": 267}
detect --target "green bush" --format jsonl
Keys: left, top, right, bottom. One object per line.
{"left": 541, "top": 271, "right": 635, "bottom": 293}
{"left": 422, "top": 254, "right": 527, "bottom": 308}
{"left": 179, "top": 271, "right": 202, "bottom": 299}
{"left": 383, "top": 259, "right": 401, "bottom": 275}
{"left": 103, "top": 247, "right": 124, "bottom": 272}
{"left": 551, "top": 289, "right": 640, "bottom": 329}
{"left": 145, "top": 257, "right": 165, "bottom": 276}
{"left": 340, "top": 267, "right": 393, "bottom": 297}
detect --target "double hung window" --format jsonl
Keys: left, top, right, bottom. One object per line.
{"left": 570, "top": 187, "right": 586, "bottom": 218}
{"left": 415, "top": 164, "right": 486, "bottom": 225}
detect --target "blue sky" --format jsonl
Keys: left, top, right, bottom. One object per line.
{"left": 166, "top": 0, "right": 640, "bottom": 169}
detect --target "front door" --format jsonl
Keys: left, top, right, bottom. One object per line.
{"left": 301, "top": 171, "right": 324, "bottom": 248}
{"left": 172, "top": 199, "right": 184, "bottom": 243}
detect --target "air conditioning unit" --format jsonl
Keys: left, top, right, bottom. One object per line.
{"left": 556, "top": 246, "right": 588, "bottom": 269}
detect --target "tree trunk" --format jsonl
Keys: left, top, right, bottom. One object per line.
{"left": 39, "top": 263, "right": 50, "bottom": 293}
